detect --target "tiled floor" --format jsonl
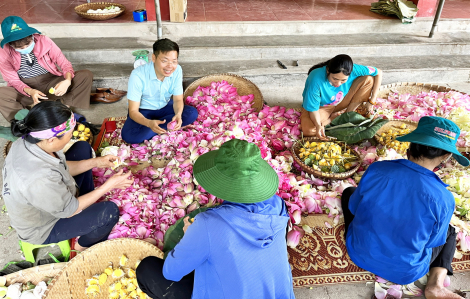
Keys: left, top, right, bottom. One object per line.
{"left": 186, "top": 0, "right": 470, "bottom": 22}
{"left": 0, "top": 0, "right": 468, "bottom": 23}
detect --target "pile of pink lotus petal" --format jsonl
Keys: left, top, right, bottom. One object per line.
{"left": 374, "top": 90, "right": 470, "bottom": 121}
{"left": 374, "top": 90, "right": 470, "bottom": 146}
{"left": 373, "top": 276, "right": 426, "bottom": 299}
{"left": 93, "top": 81, "right": 335, "bottom": 249}
{"left": 93, "top": 82, "right": 470, "bottom": 260}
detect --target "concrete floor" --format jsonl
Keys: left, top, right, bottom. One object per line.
{"left": 1, "top": 82, "right": 470, "bottom": 298}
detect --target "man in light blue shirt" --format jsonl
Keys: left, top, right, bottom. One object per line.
{"left": 121, "top": 39, "right": 198, "bottom": 144}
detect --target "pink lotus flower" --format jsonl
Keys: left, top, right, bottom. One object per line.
{"left": 272, "top": 139, "right": 284, "bottom": 151}
{"left": 292, "top": 210, "right": 301, "bottom": 225}
{"left": 287, "top": 226, "right": 304, "bottom": 248}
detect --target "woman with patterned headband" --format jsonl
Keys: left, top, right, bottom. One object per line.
{"left": 2, "top": 101, "right": 134, "bottom": 252}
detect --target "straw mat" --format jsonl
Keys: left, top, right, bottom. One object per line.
{"left": 288, "top": 215, "right": 470, "bottom": 288}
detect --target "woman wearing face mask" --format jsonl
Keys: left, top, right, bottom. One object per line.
{"left": 301, "top": 54, "right": 382, "bottom": 140}
{"left": 342, "top": 116, "right": 468, "bottom": 299}
{"left": 0, "top": 16, "right": 94, "bottom": 122}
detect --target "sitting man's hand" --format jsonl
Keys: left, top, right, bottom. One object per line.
{"left": 171, "top": 114, "right": 182, "bottom": 131}
{"left": 148, "top": 119, "right": 167, "bottom": 134}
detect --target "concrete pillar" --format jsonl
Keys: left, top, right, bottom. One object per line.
{"left": 410, "top": 0, "right": 439, "bottom": 17}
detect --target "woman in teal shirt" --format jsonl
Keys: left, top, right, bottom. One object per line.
{"left": 301, "top": 54, "right": 382, "bottom": 139}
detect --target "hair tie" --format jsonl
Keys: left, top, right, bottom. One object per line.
{"left": 17, "top": 120, "right": 27, "bottom": 130}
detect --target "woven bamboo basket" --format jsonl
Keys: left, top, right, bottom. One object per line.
{"left": 376, "top": 82, "right": 469, "bottom": 153}
{"left": 291, "top": 137, "right": 362, "bottom": 179}
{"left": 74, "top": 2, "right": 126, "bottom": 21}
{"left": 377, "top": 82, "right": 455, "bottom": 99}
{"left": 4, "top": 263, "right": 66, "bottom": 286}
{"left": 44, "top": 238, "right": 163, "bottom": 299}
{"left": 183, "top": 73, "right": 264, "bottom": 112}
{"left": 2, "top": 140, "right": 12, "bottom": 159}
{"left": 374, "top": 120, "right": 418, "bottom": 146}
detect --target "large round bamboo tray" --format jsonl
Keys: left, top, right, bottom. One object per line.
{"left": 4, "top": 263, "right": 66, "bottom": 286}
{"left": 183, "top": 73, "right": 264, "bottom": 112}
{"left": 74, "top": 3, "right": 126, "bottom": 21}
{"left": 377, "top": 82, "right": 455, "bottom": 99}
{"left": 374, "top": 120, "right": 418, "bottom": 146}
{"left": 376, "top": 82, "right": 469, "bottom": 153}
{"left": 291, "top": 137, "right": 362, "bottom": 179}
{"left": 44, "top": 238, "right": 163, "bottom": 299}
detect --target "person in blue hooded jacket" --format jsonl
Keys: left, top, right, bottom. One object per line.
{"left": 136, "top": 139, "right": 295, "bottom": 299}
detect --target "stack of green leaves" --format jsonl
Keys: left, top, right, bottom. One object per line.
{"left": 325, "top": 112, "right": 389, "bottom": 144}
{"left": 370, "top": 0, "right": 418, "bottom": 23}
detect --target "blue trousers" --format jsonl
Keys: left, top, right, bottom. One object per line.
{"left": 121, "top": 100, "right": 198, "bottom": 144}
{"left": 43, "top": 141, "right": 120, "bottom": 248}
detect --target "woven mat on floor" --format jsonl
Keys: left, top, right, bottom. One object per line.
{"left": 289, "top": 215, "right": 470, "bottom": 288}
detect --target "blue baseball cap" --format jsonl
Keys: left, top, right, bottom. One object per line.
{"left": 1, "top": 16, "right": 40, "bottom": 48}
{"left": 396, "top": 116, "right": 469, "bottom": 167}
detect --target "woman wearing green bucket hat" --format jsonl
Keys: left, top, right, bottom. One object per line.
{"left": 342, "top": 116, "right": 468, "bottom": 299}
{"left": 0, "top": 16, "right": 93, "bottom": 122}
{"left": 136, "top": 139, "right": 295, "bottom": 299}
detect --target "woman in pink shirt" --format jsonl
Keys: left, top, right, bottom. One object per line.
{"left": 0, "top": 16, "right": 93, "bottom": 122}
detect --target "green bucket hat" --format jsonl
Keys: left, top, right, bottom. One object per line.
{"left": 193, "top": 139, "right": 279, "bottom": 203}
{"left": 1, "top": 16, "right": 40, "bottom": 48}
{"left": 396, "top": 116, "right": 469, "bottom": 167}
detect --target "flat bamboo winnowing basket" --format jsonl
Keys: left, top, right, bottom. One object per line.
{"left": 377, "top": 82, "right": 456, "bottom": 99}
{"left": 183, "top": 73, "right": 264, "bottom": 112}
{"left": 44, "top": 238, "right": 163, "bottom": 299}
{"left": 74, "top": 2, "right": 126, "bottom": 20}
{"left": 4, "top": 263, "right": 66, "bottom": 286}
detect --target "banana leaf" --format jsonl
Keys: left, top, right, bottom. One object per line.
{"left": 370, "top": 0, "right": 417, "bottom": 23}
{"left": 163, "top": 207, "right": 208, "bottom": 258}
{"left": 0, "top": 109, "right": 29, "bottom": 141}
{"left": 325, "top": 112, "right": 388, "bottom": 144}
{"left": 329, "top": 111, "right": 371, "bottom": 126}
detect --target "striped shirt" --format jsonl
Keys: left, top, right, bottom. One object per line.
{"left": 17, "top": 53, "right": 49, "bottom": 79}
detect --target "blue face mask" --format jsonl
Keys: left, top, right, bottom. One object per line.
{"left": 15, "top": 40, "right": 35, "bottom": 55}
